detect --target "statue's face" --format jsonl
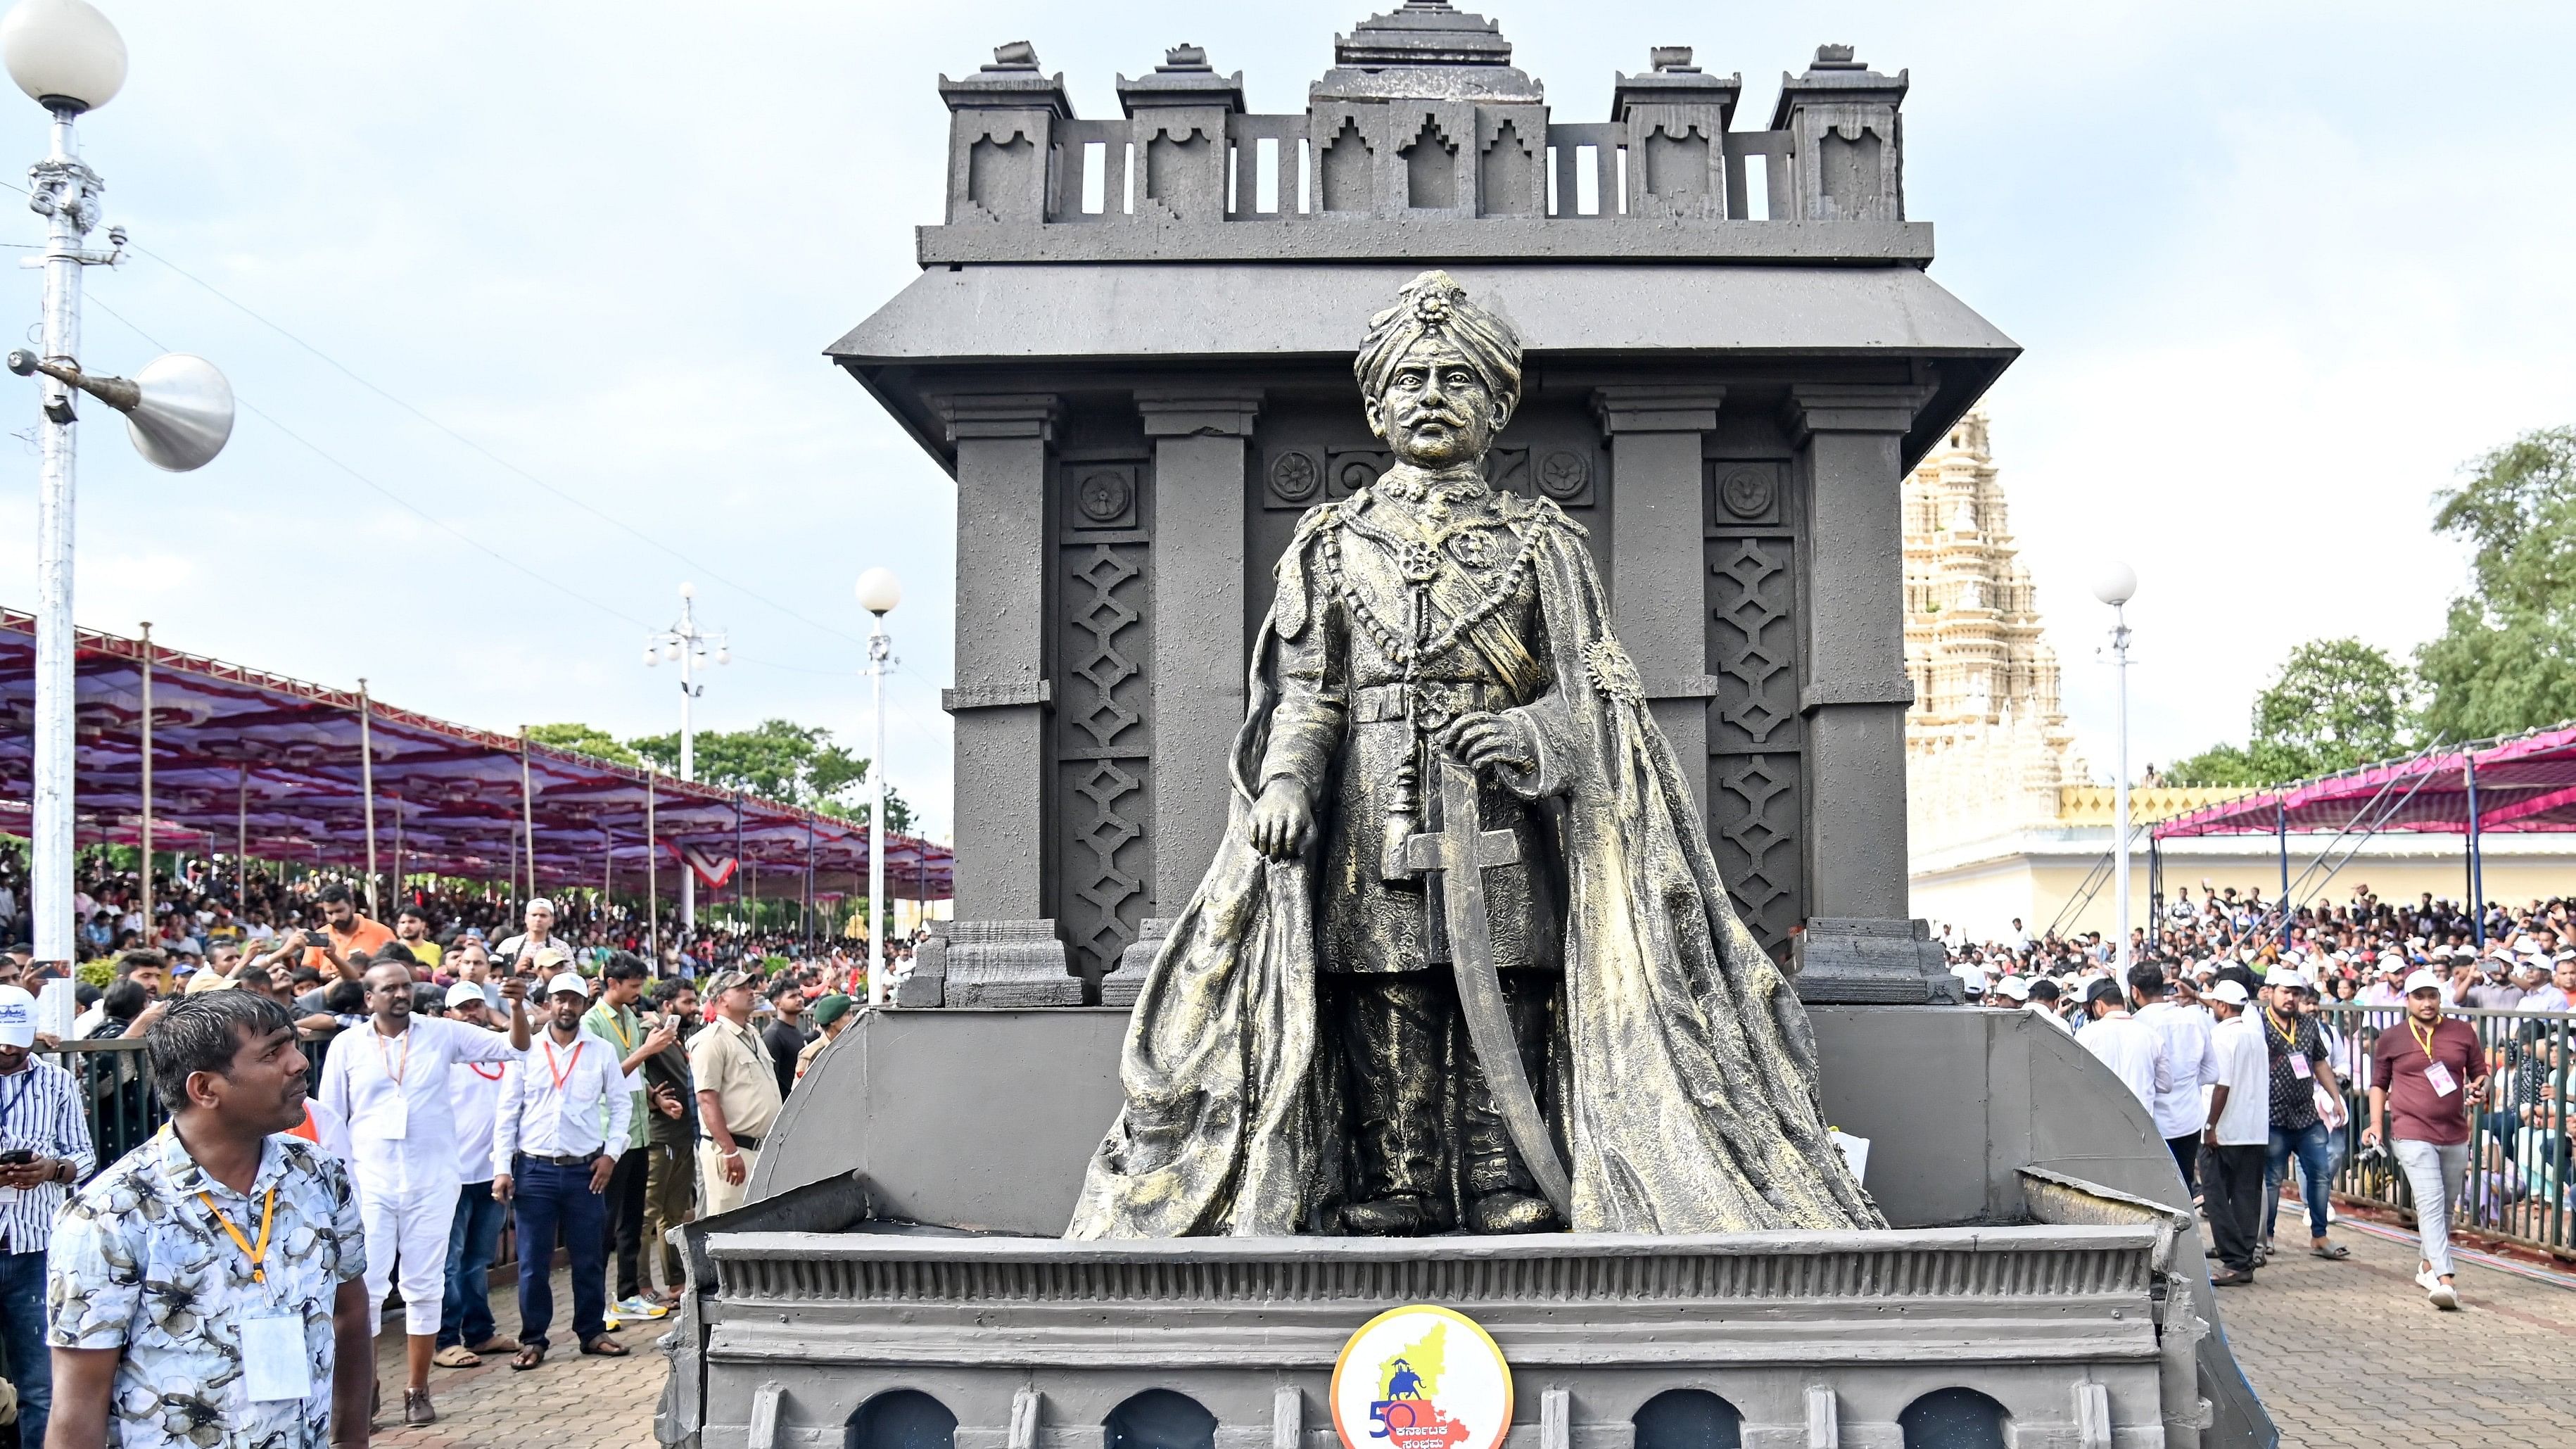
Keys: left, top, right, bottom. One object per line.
{"left": 1366, "top": 335, "right": 1509, "bottom": 469}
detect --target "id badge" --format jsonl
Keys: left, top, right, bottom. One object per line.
{"left": 2425, "top": 1061, "right": 2458, "bottom": 1097}
{"left": 241, "top": 1312, "right": 307, "bottom": 1403}
{"left": 2288, "top": 1051, "right": 2312, "bottom": 1080}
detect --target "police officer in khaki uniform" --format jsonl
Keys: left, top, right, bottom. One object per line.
{"left": 686, "top": 970, "right": 782, "bottom": 1215}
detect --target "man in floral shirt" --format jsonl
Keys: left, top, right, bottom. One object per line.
{"left": 45, "top": 991, "right": 374, "bottom": 1448}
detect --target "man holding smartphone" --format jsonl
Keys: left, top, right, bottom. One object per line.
{"left": 303, "top": 883, "right": 394, "bottom": 983}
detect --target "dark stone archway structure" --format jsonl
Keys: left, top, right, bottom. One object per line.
{"left": 830, "top": 7, "right": 2015, "bottom": 1005}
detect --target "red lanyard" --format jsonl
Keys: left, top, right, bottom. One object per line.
{"left": 467, "top": 1063, "right": 506, "bottom": 1081}
{"left": 543, "top": 1039, "right": 584, "bottom": 1091}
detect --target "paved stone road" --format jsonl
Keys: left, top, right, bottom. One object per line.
{"left": 381, "top": 1229, "right": 2576, "bottom": 1449}
{"left": 2217, "top": 1220, "right": 2576, "bottom": 1448}
{"left": 367, "top": 1266, "right": 668, "bottom": 1449}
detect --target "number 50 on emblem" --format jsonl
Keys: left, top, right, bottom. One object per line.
{"left": 1328, "top": 1305, "right": 1513, "bottom": 1449}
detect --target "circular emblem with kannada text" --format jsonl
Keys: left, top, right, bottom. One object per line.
{"left": 1330, "top": 1305, "right": 1512, "bottom": 1449}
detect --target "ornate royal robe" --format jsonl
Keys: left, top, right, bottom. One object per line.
{"left": 1066, "top": 486, "right": 1883, "bottom": 1237}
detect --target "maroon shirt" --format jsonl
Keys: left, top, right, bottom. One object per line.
{"left": 2371, "top": 1016, "right": 2482, "bottom": 1146}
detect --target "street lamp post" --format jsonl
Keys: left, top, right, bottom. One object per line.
{"left": 645, "top": 581, "right": 726, "bottom": 932}
{"left": 856, "top": 568, "right": 901, "bottom": 1006}
{"left": 2093, "top": 560, "right": 2138, "bottom": 975}
{"left": 4, "top": 0, "right": 233, "bottom": 966}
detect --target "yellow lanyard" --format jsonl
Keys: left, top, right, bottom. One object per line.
{"left": 599, "top": 1009, "right": 637, "bottom": 1055}
{"left": 201, "top": 1187, "right": 277, "bottom": 1284}
{"left": 2265, "top": 1006, "right": 2297, "bottom": 1044}
{"left": 2409, "top": 1019, "right": 2440, "bottom": 1062}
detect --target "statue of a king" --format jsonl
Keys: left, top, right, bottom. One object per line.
{"left": 1068, "top": 272, "right": 1883, "bottom": 1238}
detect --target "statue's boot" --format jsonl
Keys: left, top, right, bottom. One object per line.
{"left": 1468, "top": 1191, "right": 1560, "bottom": 1235}
{"left": 1342, "top": 1194, "right": 1442, "bottom": 1236}
{"left": 1339, "top": 975, "right": 1452, "bottom": 1234}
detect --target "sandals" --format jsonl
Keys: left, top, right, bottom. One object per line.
{"left": 512, "top": 1344, "right": 546, "bottom": 1372}
{"left": 580, "top": 1336, "right": 629, "bottom": 1358}
{"left": 431, "top": 1344, "right": 481, "bottom": 1369}
{"left": 2311, "top": 1243, "right": 2350, "bottom": 1260}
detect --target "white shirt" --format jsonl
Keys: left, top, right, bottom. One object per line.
{"left": 2027, "top": 1003, "right": 2074, "bottom": 1034}
{"left": 2528, "top": 985, "right": 2573, "bottom": 1013}
{"left": 493, "top": 1029, "right": 632, "bottom": 1172}
{"left": 2135, "top": 1000, "right": 2220, "bottom": 1140}
{"left": 319, "top": 1014, "right": 524, "bottom": 1192}
{"left": 448, "top": 1057, "right": 516, "bottom": 1184}
{"left": 2207, "top": 1014, "right": 2272, "bottom": 1146}
{"left": 2079, "top": 1012, "right": 2173, "bottom": 1114}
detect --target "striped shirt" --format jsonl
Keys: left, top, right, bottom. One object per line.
{"left": 0, "top": 1056, "right": 96, "bottom": 1253}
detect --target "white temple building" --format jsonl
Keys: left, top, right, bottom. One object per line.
{"left": 1901, "top": 416, "right": 2541, "bottom": 947}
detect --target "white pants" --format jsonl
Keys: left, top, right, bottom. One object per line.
{"left": 358, "top": 1175, "right": 460, "bottom": 1336}
{"left": 698, "top": 1141, "right": 759, "bottom": 1217}
{"left": 2393, "top": 1138, "right": 2470, "bottom": 1279}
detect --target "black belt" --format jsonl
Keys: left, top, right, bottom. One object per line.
{"left": 711, "top": 1133, "right": 760, "bottom": 1151}
{"left": 524, "top": 1151, "right": 602, "bottom": 1167}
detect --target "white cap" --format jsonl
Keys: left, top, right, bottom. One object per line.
{"left": 0, "top": 986, "right": 34, "bottom": 1048}
{"left": 2206, "top": 980, "right": 2251, "bottom": 1006}
{"left": 544, "top": 972, "right": 589, "bottom": 1000}
{"left": 445, "top": 981, "right": 488, "bottom": 1010}
{"left": 2403, "top": 968, "right": 2444, "bottom": 996}
{"left": 2269, "top": 969, "right": 2312, "bottom": 992}
{"left": 1993, "top": 975, "right": 2031, "bottom": 1001}
{"left": 526, "top": 897, "right": 556, "bottom": 915}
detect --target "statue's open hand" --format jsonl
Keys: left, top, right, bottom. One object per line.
{"left": 1247, "top": 778, "right": 1314, "bottom": 858}
{"left": 1439, "top": 711, "right": 1536, "bottom": 773}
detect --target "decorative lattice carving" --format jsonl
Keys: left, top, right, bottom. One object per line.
{"left": 1057, "top": 534, "right": 1151, "bottom": 982}
{"left": 1067, "top": 546, "right": 1142, "bottom": 750}
{"left": 1708, "top": 539, "right": 1795, "bottom": 749}
{"left": 1715, "top": 754, "right": 1801, "bottom": 954}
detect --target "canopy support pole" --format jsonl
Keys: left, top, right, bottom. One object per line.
{"left": 357, "top": 678, "right": 378, "bottom": 917}
{"left": 2466, "top": 756, "right": 2485, "bottom": 947}
{"left": 234, "top": 759, "right": 248, "bottom": 899}
{"left": 2276, "top": 799, "right": 2290, "bottom": 947}
{"left": 804, "top": 812, "right": 816, "bottom": 956}
{"left": 390, "top": 794, "right": 404, "bottom": 911}
{"left": 138, "top": 621, "right": 153, "bottom": 939}
{"left": 645, "top": 765, "right": 658, "bottom": 966}
{"left": 2147, "top": 835, "right": 2162, "bottom": 949}
{"left": 733, "top": 791, "right": 745, "bottom": 932}
{"left": 518, "top": 726, "right": 535, "bottom": 905}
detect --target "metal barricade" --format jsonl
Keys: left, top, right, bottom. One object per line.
{"left": 2316, "top": 1002, "right": 2575, "bottom": 1260}
{"left": 38, "top": 1030, "right": 341, "bottom": 1179}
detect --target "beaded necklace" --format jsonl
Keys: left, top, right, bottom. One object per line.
{"left": 1322, "top": 498, "right": 1542, "bottom": 675}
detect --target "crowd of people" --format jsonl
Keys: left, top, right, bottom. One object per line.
{"left": 0, "top": 852, "right": 920, "bottom": 986}
{"left": 1936, "top": 884, "right": 2576, "bottom": 1317}
{"left": 0, "top": 853, "right": 920, "bottom": 1447}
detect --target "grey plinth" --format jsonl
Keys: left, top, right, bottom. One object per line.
{"left": 678, "top": 1205, "right": 2204, "bottom": 1449}
{"left": 1103, "top": 918, "right": 1170, "bottom": 1008}
{"left": 1791, "top": 918, "right": 1960, "bottom": 1004}
{"left": 931, "top": 919, "right": 1081, "bottom": 1008}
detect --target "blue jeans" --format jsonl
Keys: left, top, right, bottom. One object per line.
{"left": 511, "top": 1158, "right": 608, "bottom": 1350}
{"left": 439, "top": 1179, "right": 508, "bottom": 1349}
{"left": 2266, "top": 1120, "right": 2335, "bottom": 1242}
{"left": 0, "top": 1249, "right": 49, "bottom": 1449}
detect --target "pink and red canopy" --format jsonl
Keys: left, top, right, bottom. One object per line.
{"left": 0, "top": 609, "right": 950, "bottom": 900}
{"left": 2154, "top": 724, "right": 2576, "bottom": 841}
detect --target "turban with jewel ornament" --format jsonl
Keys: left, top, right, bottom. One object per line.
{"left": 1353, "top": 270, "right": 1523, "bottom": 412}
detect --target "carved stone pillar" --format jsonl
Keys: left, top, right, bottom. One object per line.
{"left": 1788, "top": 381, "right": 1953, "bottom": 1004}
{"left": 1596, "top": 386, "right": 1725, "bottom": 818}
{"left": 937, "top": 393, "right": 1062, "bottom": 923}
{"left": 1136, "top": 388, "right": 1261, "bottom": 909}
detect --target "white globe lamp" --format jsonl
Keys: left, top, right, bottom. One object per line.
{"left": 0, "top": 0, "right": 125, "bottom": 113}
{"left": 856, "top": 567, "right": 903, "bottom": 616}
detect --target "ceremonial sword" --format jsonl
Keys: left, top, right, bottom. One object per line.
{"left": 1402, "top": 755, "right": 1575, "bottom": 1219}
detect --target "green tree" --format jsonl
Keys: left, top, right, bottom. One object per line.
{"left": 2418, "top": 425, "right": 2576, "bottom": 740}
{"left": 2163, "top": 638, "right": 2421, "bottom": 787}
{"left": 526, "top": 721, "right": 640, "bottom": 766}
{"left": 628, "top": 718, "right": 915, "bottom": 833}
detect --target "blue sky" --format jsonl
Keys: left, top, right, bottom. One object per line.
{"left": 2, "top": 1, "right": 2570, "bottom": 838}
